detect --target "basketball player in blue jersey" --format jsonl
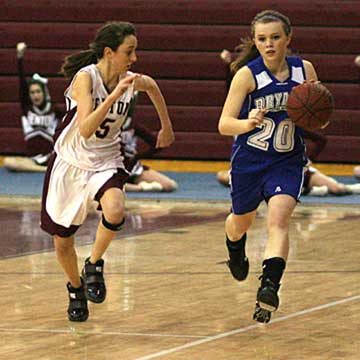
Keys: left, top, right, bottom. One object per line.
{"left": 218, "top": 10, "right": 319, "bottom": 323}
{"left": 40, "top": 22, "right": 174, "bottom": 322}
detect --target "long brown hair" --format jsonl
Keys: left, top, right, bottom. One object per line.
{"left": 230, "top": 10, "right": 292, "bottom": 74}
{"left": 61, "top": 22, "right": 136, "bottom": 79}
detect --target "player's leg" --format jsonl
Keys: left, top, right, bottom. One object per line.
{"left": 253, "top": 163, "right": 303, "bottom": 323}
{"left": 226, "top": 169, "right": 262, "bottom": 281}
{"left": 54, "top": 235, "right": 81, "bottom": 286}
{"left": 225, "top": 211, "right": 256, "bottom": 281}
{"left": 92, "top": 187, "right": 125, "bottom": 261}
{"left": 54, "top": 235, "right": 88, "bottom": 322}
{"left": 253, "top": 194, "right": 296, "bottom": 323}
{"left": 82, "top": 187, "right": 125, "bottom": 303}
{"left": 41, "top": 154, "right": 88, "bottom": 321}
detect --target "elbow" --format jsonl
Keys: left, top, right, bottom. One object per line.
{"left": 218, "top": 119, "right": 228, "bottom": 135}
{"left": 218, "top": 119, "right": 226, "bottom": 135}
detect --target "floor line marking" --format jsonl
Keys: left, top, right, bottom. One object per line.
{"left": 0, "top": 327, "right": 209, "bottom": 339}
{"left": 133, "top": 294, "right": 360, "bottom": 360}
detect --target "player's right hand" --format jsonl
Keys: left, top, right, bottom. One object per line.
{"left": 112, "top": 73, "right": 140, "bottom": 98}
{"left": 156, "top": 126, "right": 175, "bottom": 148}
{"left": 16, "top": 42, "right": 27, "bottom": 58}
{"left": 248, "top": 108, "right": 266, "bottom": 128}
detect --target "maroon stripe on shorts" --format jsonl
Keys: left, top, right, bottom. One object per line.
{"left": 94, "top": 168, "right": 129, "bottom": 206}
{"left": 40, "top": 152, "right": 80, "bottom": 237}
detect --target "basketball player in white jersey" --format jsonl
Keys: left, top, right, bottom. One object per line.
{"left": 40, "top": 22, "right": 174, "bottom": 321}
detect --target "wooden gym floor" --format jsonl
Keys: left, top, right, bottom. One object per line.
{"left": 0, "top": 197, "right": 359, "bottom": 359}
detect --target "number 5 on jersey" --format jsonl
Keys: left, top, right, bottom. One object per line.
{"left": 96, "top": 118, "right": 116, "bottom": 139}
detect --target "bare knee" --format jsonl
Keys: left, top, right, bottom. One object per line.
{"left": 267, "top": 216, "right": 289, "bottom": 233}
{"left": 103, "top": 206, "right": 125, "bottom": 224}
{"left": 100, "top": 189, "right": 125, "bottom": 223}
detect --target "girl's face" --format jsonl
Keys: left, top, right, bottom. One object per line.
{"left": 110, "top": 34, "right": 138, "bottom": 73}
{"left": 29, "top": 84, "right": 45, "bottom": 106}
{"left": 253, "top": 21, "right": 291, "bottom": 63}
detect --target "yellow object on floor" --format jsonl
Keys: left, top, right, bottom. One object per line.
{"left": 141, "top": 159, "right": 357, "bottom": 176}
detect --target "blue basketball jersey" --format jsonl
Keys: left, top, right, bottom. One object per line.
{"left": 233, "top": 55, "right": 307, "bottom": 168}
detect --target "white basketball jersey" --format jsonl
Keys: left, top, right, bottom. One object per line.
{"left": 54, "top": 64, "right": 134, "bottom": 171}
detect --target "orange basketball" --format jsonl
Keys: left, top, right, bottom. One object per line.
{"left": 287, "top": 82, "right": 334, "bottom": 131}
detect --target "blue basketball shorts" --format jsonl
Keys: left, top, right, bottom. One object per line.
{"left": 230, "top": 161, "right": 305, "bottom": 215}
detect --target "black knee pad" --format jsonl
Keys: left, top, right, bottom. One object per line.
{"left": 102, "top": 214, "right": 125, "bottom": 231}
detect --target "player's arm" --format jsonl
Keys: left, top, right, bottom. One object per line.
{"left": 72, "top": 72, "right": 137, "bottom": 139}
{"left": 134, "top": 74, "right": 174, "bottom": 148}
{"left": 218, "top": 66, "right": 265, "bottom": 136}
{"left": 303, "top": 60, "right": 318, "bottom": 82}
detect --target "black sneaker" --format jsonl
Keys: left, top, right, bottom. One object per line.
{"left": 253, "top": 302, "right": 271, "bottom": 323}
{"left": 253, "top": 276, "right": 280, "bottom": 323}
{"left": 226, "top": 237, "right": 249, "bottom": 281}
{"left": 81, "top": 257, "right": 106, "bottom": 303}
{"left": 67, "top": 280, "right": 89, "bottom": 322}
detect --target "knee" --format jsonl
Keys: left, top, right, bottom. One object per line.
{"left": 101, "top": 194, "right": 125, "bottom": 224}
{"left": 103, "top": 207, "right": 125, "bottom": 225}
{"left": 268, "top": 216, "right": 289, "bottom": 232}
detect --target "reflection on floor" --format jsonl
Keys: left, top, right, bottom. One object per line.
{"left": 0, "top": 199, "right": 359, "bottom": 360}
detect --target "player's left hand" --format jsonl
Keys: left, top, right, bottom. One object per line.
{"left": 156, "top": 127, "right": 175, "bottom": 148}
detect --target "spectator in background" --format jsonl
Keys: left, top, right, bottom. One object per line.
{"left": 3, "top": 42, "right": 62, "bottom": 172}
{"left": 301, "top": 131, "right": 360, "bottom": 196}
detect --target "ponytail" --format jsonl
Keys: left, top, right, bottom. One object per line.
{"left": 61, "top": 49, "right": 98, "bottom": 79}
{"left": 230, "top": 37, "right": 260, "bottom": 74}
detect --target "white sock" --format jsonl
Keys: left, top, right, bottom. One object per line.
{"left": 138, "top": 181, "right": 163, "bottom": 192}
{"left": 345, "top": 183, "right": 360, "bottom": 194}
{"left": 308, "top": 185, "right": 329, "bottom": 196}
